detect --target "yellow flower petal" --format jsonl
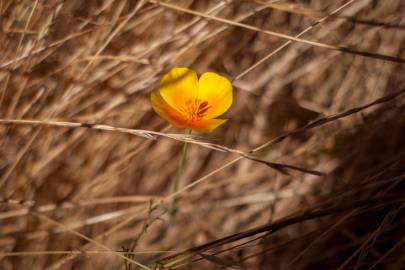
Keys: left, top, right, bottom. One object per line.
{"left": 159, "top": 67, "right": 198, "bottom": 111}
{"left": 190, "top": 118, "right": 228, "bottom": 133}
{"left": 151, "top": 68, "right": 232, "bottom": 132}
{"left": 150, "top": 92, "right": 188, "bottom": 129}
{"left": 197, "top": 72, "right": 233, "bottom": 119}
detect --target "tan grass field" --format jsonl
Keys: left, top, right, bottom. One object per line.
{"left": 1, "top": 0, "right": 405, "bottom": 269}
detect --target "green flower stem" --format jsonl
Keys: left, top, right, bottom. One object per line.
{"left": 169, "top": 129, "right": 191, "bottom": 218}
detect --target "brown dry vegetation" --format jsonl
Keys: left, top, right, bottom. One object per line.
{"left": 1, "top": 0, "right": 405, "bottom": 269}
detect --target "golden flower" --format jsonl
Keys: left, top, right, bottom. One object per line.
{"left": 151, "top": 67, "right": 233, "bottom": 133}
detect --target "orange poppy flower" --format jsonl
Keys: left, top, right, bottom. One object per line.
{"left": 151, "top": 67, "right": 233, "bottom": 132}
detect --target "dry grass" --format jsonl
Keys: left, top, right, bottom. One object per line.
{"left": 1, "top": 0, "right": 404, "bottom": 269}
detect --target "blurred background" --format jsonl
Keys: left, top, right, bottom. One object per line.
{"left": 0, "top": 0, "right": 404, "bottom": 269}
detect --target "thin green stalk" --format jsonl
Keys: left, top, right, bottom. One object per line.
{"left": 169, "top": 129, "right": 191, "bottom": 217}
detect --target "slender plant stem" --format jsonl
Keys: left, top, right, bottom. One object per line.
{"left": 169, "top": 129, "right": 191, "bottom": 217}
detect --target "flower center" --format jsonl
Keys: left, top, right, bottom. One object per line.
{"left": 184, "top": 99, "right": 211, "bottom": 120}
